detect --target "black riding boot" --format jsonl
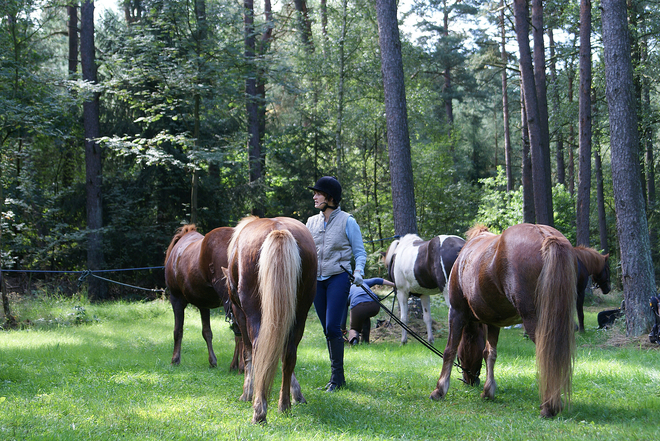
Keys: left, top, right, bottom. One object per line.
{"left": 325, "top": 337, "right": 345, "bottom": 392}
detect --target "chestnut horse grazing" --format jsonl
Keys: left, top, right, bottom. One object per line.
{"left": 164, "top": 225, "right": 243, "bottom": 370}
{"left": 574, "top": 246, "right": 611, "bottom": 332}
{"left": 430, "top": 223, "right": 577, "bottom": 418}
{"left": 384, "top": 234, "right": 466, "bottom": 344}
{"left": 223, "top": 216, "right": 317, "bottom": 424}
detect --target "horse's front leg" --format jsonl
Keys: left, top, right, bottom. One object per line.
{"left": 430, "top": 310, "right": 465, "bottom": 400}
{"left": 420, "top": 294, "right": 435, "bottom": 344}
{"left": 289, "top": 372, "right": 306, "bottom": 404}
{"left": 199, "top": 307, "right": 217, "bottom": 367}
{"left": 398, "top": 290, "right": 410, "bottom": 344}
{"left": 576, "top": 288, "right": 586, "bottom": 333}
{"left": 481, "top": 325, "right": 500, "bottom": 400}
{"left": 170, "top": 294, "right": 187, "bottom": 365}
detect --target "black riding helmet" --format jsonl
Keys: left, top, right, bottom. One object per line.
{"left": 308, "top": 176, "right": 342, "bottom": 205}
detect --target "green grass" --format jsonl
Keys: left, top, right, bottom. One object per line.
{"left": 1, "top": 293, "right": 659, "bottom": 440}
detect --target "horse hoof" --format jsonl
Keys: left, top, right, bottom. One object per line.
{"left": 429, "top": 389, "right": 444, "bottom": 401}
{"left": 540, "top": 404, "right": 559, "bottom": 418}
{"left": 252, "top": 415, "right": 266, "bottom": 425}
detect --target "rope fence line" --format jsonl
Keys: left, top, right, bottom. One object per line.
{"left": 1, "top": 266, "right": 166, "bottom": 294}
{"left": 0, "top": 234, "right": 400, "bottom": 293}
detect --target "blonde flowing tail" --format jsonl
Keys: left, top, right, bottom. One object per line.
{"left": 252, "top": 229, "right": 300, "bottom": 411}
{"left": 535, "top": 236, "right": 577, "bottom": 418}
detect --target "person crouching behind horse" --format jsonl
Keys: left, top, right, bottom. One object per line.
{"left": 307, "top": 176, "right": 367, "bottom": 392}
{"left": 348, "top": 278, "right": 395, "bottom": 345}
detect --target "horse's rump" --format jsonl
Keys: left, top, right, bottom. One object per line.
{"left": 225, "top": 216, "right": 316, "bottom": 423}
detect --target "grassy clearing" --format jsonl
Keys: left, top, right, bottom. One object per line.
{"left": 1, "top": 292, "right": 658, "bottom": 440}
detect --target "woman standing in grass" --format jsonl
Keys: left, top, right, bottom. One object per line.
{"left": 306, "top": 176, "right": 367, "bottom": 392}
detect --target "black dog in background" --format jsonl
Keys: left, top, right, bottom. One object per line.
{"left": 597, "top": 300, "right": 625, "bottom": 329}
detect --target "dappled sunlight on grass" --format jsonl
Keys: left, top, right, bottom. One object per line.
{"left": 1, "top": 297, "right": 658, "bottom": 440}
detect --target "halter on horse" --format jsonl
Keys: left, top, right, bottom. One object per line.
{"left": 430, "top": 223, "right": 577, "bottom": 418}
{"left": 164, "top": 225, "right": 243, "bottom": 371}
{"left": 384, "top": 234, "right": 465, "bottom": 344}
{"left": 223, "top": 216, "right": 317, "bottom": 424}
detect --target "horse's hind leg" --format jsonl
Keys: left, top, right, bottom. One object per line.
{"left": 278, "top": 342, "right": 297, "bottom": 414}
{"left": 420, "top": 294, "right": 435, "bottom": 344}
{"left": 170, "top": 294, "right": 187, "bottom": 365}
{"left": 481, "top": 325, "right": 500, "bottom": 400}
{"left": 199, "top": 307, "right": 217, "bottom": 367}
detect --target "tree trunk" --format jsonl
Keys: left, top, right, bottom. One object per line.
{"left": 601, "top": 0, "right": 655, "bottom": 337}
{"left": 548, "top": 29, "right": 565, "bottom": 187}
{"left": 576, "top": 0, "right": 592, "bottom": 247}
{"left": 641, "top": 35, "right": 657, "bottom": 274}
{"left": 64, "top": 4, "right": 78, "bottom": 190}
{"left": 531, "top": 0, "right": 552, "bottom": 209}
{"left": 244, "top": 0, "right": 268, "bottom": 217}
{"left": 594, "top": 145, "right": 608, "bottom": 254}
{"left": 373, "top": 125, "right": 383, "bottom": 242}
{"left": 568, "top": 63, "right": 576, "bottom": 195}
{"left": 500, "top": 0, "right": 513, "bottom": 192}
{"left": 443, "top": 0, "right": 453, "bottom": 129}
{"left": 293, "top": 0, "right": 313, "bottom": 50}
{"left": 81, "top": 0, "right": 106, "bottom": 299}
{"left": 521, "top": 85, "right": 535, "bottom": 224}
{"left": 375, "top": 0, "right": 417, "bottom": 236}
{"left": 335, "top": 0, "right": 348, "bottom": 179}
{"left": 190, "top": 0, "right": 206, "bottom": 225}
{"left": 513, "top": 0, "right": 552, "bottom": 226}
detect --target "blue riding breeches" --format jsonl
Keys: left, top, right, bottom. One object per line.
{"left": 314, "top": 272, "right": 350, "bottom": 341}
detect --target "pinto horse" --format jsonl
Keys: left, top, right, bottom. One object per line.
{"left": 574, "top": 246, "right": 611, "bottom": 332}
{"left": 430, "top": 223, "right": 577, "bottom": 418}
{"left": 384, "top": 234, "right": 465, "bottom": 344}
{"left": 223, "top": 216, "right": 317, "bottom": 424}
{"left": 164, "top": 225, "right": 243, "bottom": 371}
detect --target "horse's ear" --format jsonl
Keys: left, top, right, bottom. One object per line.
{"left": 222, "top": 267, "right": 235, "bottom": 292}
{"left": 604, "top": 253, "right": 610, "bottom": 261}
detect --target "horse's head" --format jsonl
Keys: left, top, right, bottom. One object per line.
{"left": 457, "top": 323, "right": 486, "bottom": 387}
{"left": 592, "top": 254, "right": 611, "bottom": 294}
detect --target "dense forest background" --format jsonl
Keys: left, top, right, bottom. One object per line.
{"left": 1, "top": 0, "right": 659, "bottom": 325}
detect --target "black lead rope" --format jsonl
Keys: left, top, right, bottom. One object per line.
{"left": 341, "top": 266, "right": 472, "bottom": 383}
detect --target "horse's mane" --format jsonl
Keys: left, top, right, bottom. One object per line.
{"left": 165, "top": 224, "right": 197, "bottom": 264}
{"left": 228, "top": 216, "right": 260, "bottom": 263}
{"left": 573, "top": 246, "right": 608, "bottom": 273}
{"left": 465, "top": 224, "right": 491, "bottom": 241}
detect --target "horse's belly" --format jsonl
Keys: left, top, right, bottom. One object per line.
{"left": 409, "top": 284, "right": 442, "bottom": 297}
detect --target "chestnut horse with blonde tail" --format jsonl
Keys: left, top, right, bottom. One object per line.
{"left": 223, "top": 216, "right": 317, "bottom": 424}
{"left": 430, "top": 223, "right": 577, "bottom": 418}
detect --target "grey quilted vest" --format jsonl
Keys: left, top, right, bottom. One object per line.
{"left": 307, "top": 208, "right": 352, "bottom": 278}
